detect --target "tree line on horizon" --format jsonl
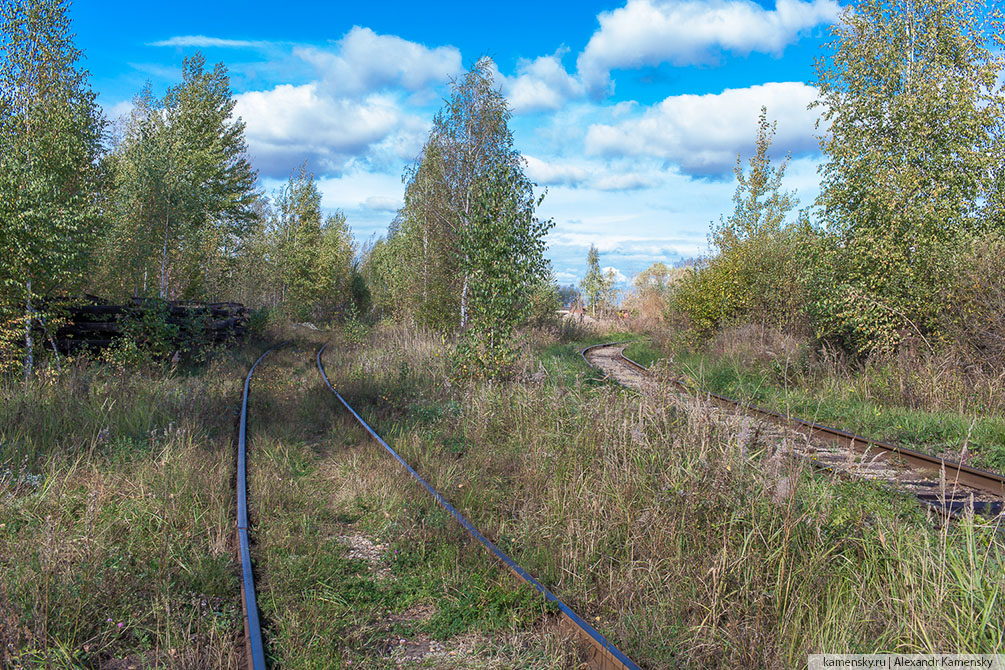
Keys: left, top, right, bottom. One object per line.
{"left": 0, "top": 0, "right": 554, "bottom": 379}
{"left": 3, "top": 0, "right": 1004, "bottom": 381}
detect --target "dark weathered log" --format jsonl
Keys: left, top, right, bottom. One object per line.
{"left": 46, "top": 295, "right": 249, "bottom": 354}
{"left": 58, "top": 321, "right": 122, "bottom": 334}
{"left": 69, "top": 305, "right": 131, "bottom": 316}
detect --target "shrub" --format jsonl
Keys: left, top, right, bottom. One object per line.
{"left": 937, "top": 233, "right": 1005, "bottom": 371}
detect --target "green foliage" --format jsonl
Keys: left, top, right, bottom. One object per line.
{"left": 670, "top": 344, "right": 1005, "bottom": 470}
{"left": 341, "top": 303, "right": 369, "bottom": 346}
{"left": 935, "top": 232, "right": 1005, "bottom": 368}
{"left": 95, "top": 53, "right": 259, "bottom": 301}
{"left": 624, "top": 261, "right": 685, "bottom": 321}
{"left": 671, "top": 108, "right": 804, "bottom": 338}
{"left": 267, "top": 165, "right": 356, "bottom": 320}
{"left": 100, "top": 301, "right": 214, "bottom": 368}
{"left": 578, "top": 245, "right": 603, "bottom": 315}
{"left": 246, "top": 306, "right": 272, "bottom": 337}
{"left": 454, "top": 164, "right": 553, "bottom": 378}
{"left": 114, "top": 302, "right": 180, "bottom": 362}
{"left": 809, "top": 0, "right": 1005, "bottom": 353}
{"left": 525, "top": 279, "right": 562, "bottom": 329}
{"left": 0, "top": 0, "right": 105, "bottom": 376}
{"left": 379, "top": 58, "right": 544, "bottom": 335}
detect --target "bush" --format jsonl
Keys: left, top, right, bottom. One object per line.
{"left": 937, "top": 233, "right": 1005, "bottom": 372}
{"left": 669, "top": 227, "right": 807, "bottom": 341}
{"left": 103, "top": 300, "right": 214, "bottom": 368}
{"left": 524, "top": 281, "right": 561, "bottom": 331}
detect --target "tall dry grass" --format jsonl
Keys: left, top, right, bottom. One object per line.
{"left": 0, "top": 349, "right": 258, "bottom": 668}
{"left": 335, "top": 324, "right": 1005, "bottom": 668}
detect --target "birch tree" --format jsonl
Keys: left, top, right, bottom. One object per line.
{"left": 809, "top": 0, "right": 1005, "bottom": 352}
{"left": 0, "top": 0, "right": 104, "bottom": 378}
{"left": 271, "top": 166, "right": 356, "bottom": 319}
{"left": 96, "top": 53, "right": 257, "bottom": 300}
{"left": 579, "top": 245, "right": 603, "bottom": 316}
{"left": 395, "top": 57, "right": 527, "bottom": 331}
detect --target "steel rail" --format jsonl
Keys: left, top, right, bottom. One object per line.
{"left": 585, "top": 342, "right": 1005, "bottom": 503}
{"left": 237, "top": 349, "right": 271, "bottom": 670}
{"left": 317, "top": 343, "right": 642, "bottom": 670}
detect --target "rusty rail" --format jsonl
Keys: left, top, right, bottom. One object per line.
{"left": 584, "top": 342, "right": 1005, "bottom": 512}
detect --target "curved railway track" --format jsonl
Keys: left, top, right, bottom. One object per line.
{"left": 231, "top": 344, "right": 643, "bottom": 670}
{"left": 236, "top": 349, "right": 271, "bottom": 670}
{"left": 317, "top": 343, "right": 641, "bottom": 670}
{"left": 583, "top": 341, "right": 1005, "bottom": 518}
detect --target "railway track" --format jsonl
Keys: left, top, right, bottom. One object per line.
{"left": 231, "top": 344, "right": 643, "bottom": 670}
{"left": 236, "top": 349, "right": 271, "bottom": 670}
{"left": 316, "top": 343, "right": 641, "bottom": 670}
{"left": 582, "top": 342, "right": 1005, "bottom": 518}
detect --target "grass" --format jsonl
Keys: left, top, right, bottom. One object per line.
{"left": 621, "top": 340, "right": 662, "bottom": 368}
{"left": 537, "top": 330, "right": 640, "bottom": 385}
{"left": 245, "top": 338, "right": 566, "bottom": 668}
{"left": 625, "top": 325, "right": 1005, "bottom": 472}
{"left": 0, "top": 348, "right": 254, "bottom": 668}
{"left": 4, "top": 321, "right": 1005, "bottom": 668}
{"left": 329, "top": 322, "right": 1005, "bottom": 667}
{"left": 0, "top": 333, "right": 575, "bottom": 668}
{"left": 665, "top": 348, "right": 1005, "bottom": 472}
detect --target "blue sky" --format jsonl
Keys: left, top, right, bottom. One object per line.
{"left": 70, "top": 0, "right": 842, "bottom": 288}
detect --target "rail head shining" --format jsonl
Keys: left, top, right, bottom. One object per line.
{"left": 317, "top": 343, "right": 642, "bottom": 670}
{"left": 237, "top": 348, "right": 271, "bottom": 670}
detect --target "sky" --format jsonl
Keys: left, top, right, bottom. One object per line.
{"left": 69, "top": 0, "right": 843, "bottom": 289}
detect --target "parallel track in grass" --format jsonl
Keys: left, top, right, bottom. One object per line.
{"left": 583, "top": 342, "right": 1005, "bottom": 518}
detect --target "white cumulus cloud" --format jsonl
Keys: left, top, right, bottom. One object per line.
{"left": 363, "top": 195, "right": 402, "bottom": 212}
{"left": 235, "top": 83, "right": 414, "bottom": 176}
{"left": 585, "top": 81, "right": 821, "bottom": 175}
{"left": 225, "top": 27, "right": 459, "bottom": 177}
{"left": 295, "top": 26, "right": 462, "bottom": 97}
{"left": 503, "top": 51, "right": 585, "bottom": 113}
{"left": 577, "top": 0, "right": 841, "bottom": 92}
{"left": 593, "top": 172, "right": 657, "bottom": 191}
{"left": 602, "top": 266, "right": 628, "bottom": 283}
{"left": 524, "top": 155, "right": 592, "bottom": 187}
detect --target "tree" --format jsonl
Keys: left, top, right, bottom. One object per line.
{"left": 809, "top": 0, "right": 1005, "bottom": 352}
{"left": 270, "top": 165, "right": 355, "bottom": 319}
{"left": 0, "top": 0, "right": 104, "bottom": 378}
{"left": 625, "top": 262, "right": 677, "bottom": 321}
{"left": 711, "top": 107, "right": 796, "bottom": 256}
{"left": 671, "top": 108, "right": 803, "bottom": 335}
{"left": 578, "top": 246, "right": 619, "bottom": 317}
{"left": 393, "top": 57, "right": 530, "bottom": 331}
{"left": 455, "top": 162, "right": 553, "bottom": 377}
{"left": 579, "top": 245, "right": 603, "bottom": 316}
{"left": 96, "top": 53, "right": 258, "bottom": 300}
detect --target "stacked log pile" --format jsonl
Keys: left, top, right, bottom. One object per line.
{"left": 48, "top": 296, "right": 248, "bottom": 353}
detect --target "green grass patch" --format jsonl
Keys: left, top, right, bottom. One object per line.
{"left": 621, "top": 340, "right": 662, "bottom": 368}
{"left": 330, "top": 323, "right": 1005, "bottom": 666}
{"left": 538, "top": 330, "right": 640, "bottom": 385}
{"left": 669, "top": 350, "right": 1005, "bottom": 471}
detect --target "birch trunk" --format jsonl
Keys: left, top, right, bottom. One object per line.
{"left": 23, "top": 279, "right": 33, "bottom": 384}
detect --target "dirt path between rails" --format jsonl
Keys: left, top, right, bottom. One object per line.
{"left": 583, "top": 344, "right": 654, "bottom": 390}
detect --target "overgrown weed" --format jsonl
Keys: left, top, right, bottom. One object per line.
{"left": 332, "top": 322, "right": 1005, "bottom": 667}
